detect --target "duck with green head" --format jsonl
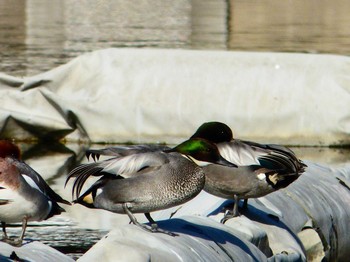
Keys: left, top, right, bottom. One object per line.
{"left": 66, "top": 137, "right": 235, "bottom": 235}
{"left": 191, "top": 121, "right": 307, "bottom": 222}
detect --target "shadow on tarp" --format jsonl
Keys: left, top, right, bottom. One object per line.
{"left": 242, "top": 203, "right": 306, "bottom": 253}
{"left": 141, "top": 215, "right": 305, "bottom": 261}
{"left": 206, "top": 199, "right": 306, "bottom": 256}
{"left": 203, "top": 162, "right": 350, "bottom": 262}
{"left": 154, "top": 217, "right": 265, "bottom": 262}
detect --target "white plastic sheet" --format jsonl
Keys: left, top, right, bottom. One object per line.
{"left": 0, "top": 146, "right": 349, "bottom": 260}
{"left": 77, "top": 162, "right": 350, "bottom": 262}
{"left": 0, "top": 241, "right": 74, "bottom": 262}
{"left": 1, "top": 48, "right": 350, "bottom": 145}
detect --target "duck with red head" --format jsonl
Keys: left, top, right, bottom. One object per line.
{"left": 0, "top": 140, "right": 70, "bottom": 246}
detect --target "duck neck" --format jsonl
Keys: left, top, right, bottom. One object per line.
{"left": 182, "top": 154, "right": 211, "bottom": 167}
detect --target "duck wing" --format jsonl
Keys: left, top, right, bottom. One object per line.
{"left": 12, "top": 159, "right": 71, "bottom": 205}
{"left": 86, "top": 145, "right": 170, "bottom": 161}
{"left": 217, "top": 140, "right": 264, "bottom": 166}
{"left": 261, "top": 143, "right": 307, "bottom": 172}
{"left": 217, "top": 140, "right": 306, "bottom": 174}
{"left": 243, "top": 141, "right": 307, "bottom": 174}
{"left": 66, "top": 151, "right": 170, "bottom": 198}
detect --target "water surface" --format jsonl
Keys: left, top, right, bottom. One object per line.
{"left": 1, "top": 0, "right": 350, "bottom": 76}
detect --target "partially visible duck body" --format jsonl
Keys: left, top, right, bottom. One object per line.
{"left": 0, "top": 140, "right": 70, "bottom": 246}
{"left": 191, "top": 122, "right": 307, "bottom": 222}
{"left": 66, "top": 139, "right": 235, "bottom": 235}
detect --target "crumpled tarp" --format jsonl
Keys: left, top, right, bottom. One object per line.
{"left": 77, "top": 161, "right": 350, "bottom": 262}
{"left": 0, "top": 241, "right": 74, "bottom": 262}
{"left": 1, "top": 48, "right": 350, "bottom": 145}
{"left": 0, "top": 144, "right": 348, "bottom": 261}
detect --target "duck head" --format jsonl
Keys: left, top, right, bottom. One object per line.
{"left": 190, "top": 121, "right": 233, "bottom": 143}
{"left": 0, "top": 140, "right": 21, "bottom": 159}
{"left": 169, "top": 138, "right": 237, "bottom": 167}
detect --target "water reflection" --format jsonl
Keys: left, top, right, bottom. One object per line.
{"left": 228, "top": 0, "right": 350, "bottom": 54}
{"left": 1, "top": 0, "right": 350, "bottom": 76}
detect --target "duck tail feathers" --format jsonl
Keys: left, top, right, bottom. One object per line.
{"left": 65, "top": 163, "right": 104, "bottom": 199}
{"left": 46, "top": 202, "right": 66, "bottom": 219}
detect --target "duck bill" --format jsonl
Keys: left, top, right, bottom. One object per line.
{"left": 215, "top": 156, "right": 237, "bottom": 168}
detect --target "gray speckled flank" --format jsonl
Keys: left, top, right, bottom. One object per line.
{"left": 93, "top": 154, "right": 205, "bottom": 214}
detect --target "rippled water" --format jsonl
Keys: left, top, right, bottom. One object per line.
{"left": 1, "top": 0, "right": 350, "bottom": 76}
{"left": 4, "top": 220, "right": 108, "bottom": 260}
{"left": 1, "top": 0, "right": 350, "bottom": 259}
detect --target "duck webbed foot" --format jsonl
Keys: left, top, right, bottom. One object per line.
{"left": 1, "top": 237, "right": 23, "bottom": 247}
{"left": 1, "top": 233, "right": 24, "bottom": 247}
{"left": 1, "top": 223, "right": 21, "bottom": 246}
{"left": 220, "top": 209, "right": 237, "bottom": 224}
{"left": 122, "top": 204, "right": 178, "bottom": 236}
{"left": 1, "top": 218, "right": 27, "bottom": 246}
{"left": 144, "top": 213, "right": 178, "bottom": 236}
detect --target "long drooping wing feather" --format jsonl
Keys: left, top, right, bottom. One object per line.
{"left": 217, "top": 139, "right": 306, "bottom": 175}
{"left": 217, "top": 140, "right": 264, "bottom": 166}
{"left": 66, "top": 151, "right": 170, "bottom": 198}
{"left": 86, "top": 145, "right": 170, "bottom": 161}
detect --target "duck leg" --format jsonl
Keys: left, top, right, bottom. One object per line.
{"left": 144, "top": 213, "right": 158, "bottom": 230}
{"left": 8, "top": 217, "right": 28, "bottom": 246}
{"left": 232, "top": 195, "right": 240, "bottom": 217}
{"left": 221, "top": 195, "right": 241, "bottom": 223}
{"left": 1, "top": 222, "right": 8, "bottom": 240}
{"left": 122, "top": 203, "right": 143, "bottom": 227}
{"left": 17, "top": 216, "right": 28, "bottom": 245}
{"left": 1, "top": 217, "right": 27, "bottom": 246}
{"left": 144, "top": 212, "right": 178, "bottom": 237}
{"left": 122, "top": 204, "right": 177, "bottom": 236}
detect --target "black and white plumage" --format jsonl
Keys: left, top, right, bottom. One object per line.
{"left": 191, "top": 122, "right": 307, "bottom": 221}
{"left": 0, "top": 140, "right": 70, "bottom": 246}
